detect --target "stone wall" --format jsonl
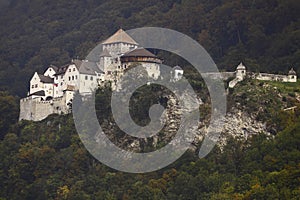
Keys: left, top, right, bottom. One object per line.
{"left": 19, "top": 96, "right": 69, "bottom": 121}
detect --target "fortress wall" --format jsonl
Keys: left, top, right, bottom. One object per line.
{"left": 202, "top": 72, "right": 235, "bottom": 80}
{"left": 19, "top": 96, "right": 68, "bottom": 121}
{"left": 19, "top": 97, "right": 36, "bottom": 121}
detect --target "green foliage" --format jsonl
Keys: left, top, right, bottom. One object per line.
{"left": 0, "top": 91, "right": 19, "bottom": 139}
{"left": 0, "top": 93, "right": 299, "bottom": 199}
{"left": 0, "top": 1, "right": 300, "bottom": 199}
{"left": 0, "top": 0, "right": 299, "bottom": 96}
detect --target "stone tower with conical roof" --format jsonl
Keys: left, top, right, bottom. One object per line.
{"left": 101, "top": 29, "right": 138, "bottom": 58}
{"left": 236, "top": 62, "right": 246, "bottom": 80}
{"left": 288, "top": 68, "right": 297, "bottom": 82}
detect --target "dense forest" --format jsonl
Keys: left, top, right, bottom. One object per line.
{"left": 0, "top": 0, "right": 299, "bottom": 96}
{"left": 1, "top": 0, "right": 300, "bottom": 199}
{"left": 1, "top": 80, "right": 300, "bottom": 199}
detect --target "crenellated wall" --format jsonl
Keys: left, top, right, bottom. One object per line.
{"left": 19, "top": 96, "right": 70, "bottom": 121}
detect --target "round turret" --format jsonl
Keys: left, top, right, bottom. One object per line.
{"left": 236, "top": 62, "right": 246, "bottom": 80}
{"left": 288, "top": 68, "right": 297, "bottom": 82}
{"left": 288, "top": 68, "right": 296, "bottom": 75}
{"left": 236, "top": 62, "right": 246, "bottom": 70}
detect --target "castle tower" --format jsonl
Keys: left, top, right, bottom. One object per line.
{"left": 288, "top": 68, "right": 297, "bottom": 82}
{"left": 101, "top": 29, "right": 138, "bottom": 57}
{"left": 236, "top": 62, "right": 246, "bottom": 80}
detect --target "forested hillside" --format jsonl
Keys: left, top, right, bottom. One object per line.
{"left": 1, "top": 81, "right": 300, "bottom": 199}
{"left": 0, "top": 0, "right": 299, "bottom": 96}
{"left": 1, "top": 1, "right": 300, "bottom": 199}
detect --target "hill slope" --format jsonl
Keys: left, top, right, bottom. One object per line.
{"left": 0, "top": 0, "right": 299, "bottom": 96}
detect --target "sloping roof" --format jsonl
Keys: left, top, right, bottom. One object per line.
{"left": 55, "top": 64, "right": 69, "bottom": 75}
{"left": 173, "top": 65, "right": 183, "bottom": 70}
{"left": 29, "top": 90, "right": 45, "bottom": 96}
{"left": 99, "top": 48, "right": 112, "bottom": 57}
{"left": 38, "top": 74, "right": 54, "bottom": 83}
{"left": 288, "top": 68, "right": 296, "bottom": 75}
{"left": 237, "top": 62, "right": 246, "bottom": 70}
{"left": 102, "top": 29, "right": 138, "bottom": 45}
{"left": 49, "top": 65, "right": 58, "bottom": 72}
{"left": 121, "top": 48, "right": 158, "bottom": 58}
{"left": 72, "top": 59, "right": 104, "bottom": 75}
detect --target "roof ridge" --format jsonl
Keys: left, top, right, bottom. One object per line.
{"left": 102, "top": 29, "right": 138, "bottom": 45}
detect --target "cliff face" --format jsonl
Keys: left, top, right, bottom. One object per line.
{"left": 101, "top": 79, "right": 300, "bottom": 153}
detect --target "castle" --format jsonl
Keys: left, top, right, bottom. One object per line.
{"left": 19, "top": 29, "right": 297, "bottom": 121}
{"left": 227, "top": 62, "right": 297, "bottom": 88}
{"left": 19, "top": 29, "right": 162, "bottom": 121}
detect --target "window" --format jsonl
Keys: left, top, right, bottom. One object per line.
{"left": 69, "top": 69, "right": 71, "bottom": 72}
{"left": 60, "top": 82, "right": 63, "bottom": 86}
{"left": 85, "top": 75, "right": 88, "bottom": 80}
{"left": 73, "top": 68, "right": 75, "bottom": 71}
{"left": 31, "top": 85, "right": 34, "bottom": 88}
{"left": 76, "top": 75, "right": 78, "bottom": 79}
{"left": 35, "top": 84, "right": 38, "bottom": 88}
{"left": 107, "top": 71, "right": 111, "bottom": 75}
{"left": 61, "top": 75, "right": 63, "bottom": 79}
{"left": 69, "top": 76, "right": 71, "bottom": 81}
{"left": 90, "top": 76, "right": 93, "bottom": 81}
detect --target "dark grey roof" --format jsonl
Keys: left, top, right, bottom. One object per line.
{"left": 49, "top": 65, "right": 58, "bottom": 72}
{"left": 29, "top": 90, "right": 45, "bottom": 96}
{"left": 173, "top": 65, "right": 183, "bottom": 70}
{"left": 99, "top": 48, "right": 111, "bottom": 57}
{"left": 55, "top": 64, "right": 69, "bottom": 75}
{"left": 38, "top": 74, "right": 54, "bottom": 83}
{"left": 122, "top": 48, "right": 158, "bottom": 58}
{"left": 72, "top": 59, "right": 104, "bottom": 75}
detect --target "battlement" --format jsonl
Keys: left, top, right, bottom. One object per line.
{"left": 19, "top": 96, "right": 69, "bottom": 121}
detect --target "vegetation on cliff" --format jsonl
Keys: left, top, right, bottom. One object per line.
{"left": 1, "top": 80, "right": 300, "bottom": 199}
